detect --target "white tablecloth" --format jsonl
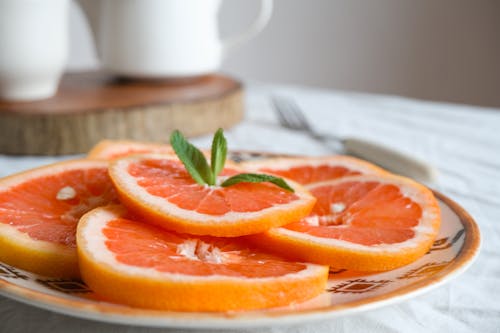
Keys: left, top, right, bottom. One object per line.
{"left": 1, "top": 83, "right": 499, "bottom": 332}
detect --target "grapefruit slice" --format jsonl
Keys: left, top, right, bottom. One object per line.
{"left": 0, "top": 160, "right": 118, "bottom": 277}
{"left": 77, "top": 205, "right": 329, "bottom": 311}
{"left": 241, "top": 156, "right": 387, "bottom": 185}
{"left": 248, "top": 174, "right": 441, "bottom": 271}
{"left": 108, "top": 154, "right": 316, "bottom": 237}
{"left": 87, "top": 140, "right": 174, "bottom": 160}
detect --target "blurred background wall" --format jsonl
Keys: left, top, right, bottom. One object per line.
{"left": 69, "top": 0, "right": 500, "bottom": 107}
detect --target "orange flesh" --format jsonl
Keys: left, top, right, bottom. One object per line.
{"left": 103, "top": 217, "right": 307, "bottom": 278}
{"left": 129, "top": 159, "right": 299, "bottom": 215}
{"left": 0, "top": 168, "right": 117, "bottom": 246}
{"left": 261, "top": 165, "right": 362, "bottom": 185}
{"left": 283, "top": 181, "right": 422, "bottom": 245}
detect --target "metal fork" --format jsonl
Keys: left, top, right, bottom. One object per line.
{"left": 271, "top": 95, "right": 437, "bottom": 183}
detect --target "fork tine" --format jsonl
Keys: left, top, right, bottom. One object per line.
{"left": 271, "top": 97, "right": 287, "bottom": 124}
{"left": 272, "top": 96, "right": 297, "bottom": 129}
{"left": 272, "top": 95, "right": 310, "bottom": 130}
{"left": 285, "top": 98, "right": 313, "bottom": 131}
{"left": 272, "top": 95, "right": 343, "bottom": 145}
{"left": 272, "top": 96, "right": 301, "bottom": 129}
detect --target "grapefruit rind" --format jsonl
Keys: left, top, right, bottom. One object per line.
{"left": 87, "top": 140, "right": 174, "bottom": 160}
{"left": 77, "top": 205, "right": 329, "bottom": 311}
{"left": 0, "top": 160, "right": 110, "bottom": 278}
{"left": 108, "top": 154, "right": 317, "bottom": 237}
{"left": 249, "top": 175, "right": 441, "bottom": 271}
{"left": 0, "top": 222, "right": 78, "bottom": 277}
{"left": 241, "top": 155, "right": 389, "bottom": 184}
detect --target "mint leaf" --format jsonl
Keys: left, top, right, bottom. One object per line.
{"left": 221, "top": 173, "right": 295, "bottom": 192}
{"left": 169, "top": 129, "right": 292, "bottom": 192}
{"left": 170, "top": 130, "right": 212, "bottom": 185}
{"left": 210, "top": 128, "right": 227, "bottom": 184}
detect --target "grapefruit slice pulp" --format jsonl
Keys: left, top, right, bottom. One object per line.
{"left": 108, "top": 154, "right": 316, "bottom": 237}
{"left": 77, "top": 205, "right": 329, "bottom": 311}
{"left": 0, "top": 160, "right": 118, "bottom": 277}
{"left": 248, "top": 174, "right": 441, "bottom": 271}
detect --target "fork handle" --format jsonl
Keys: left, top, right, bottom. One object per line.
{"left": 342, "top": 137, "right": 438, "bottom": 183}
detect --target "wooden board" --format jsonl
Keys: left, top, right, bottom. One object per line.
{"left": 0, "top": 72, "right": 244, "bottom": 155}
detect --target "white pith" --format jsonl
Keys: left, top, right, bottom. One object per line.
{"left": 56, "top": 186, "right": 77, "bottom": 200}
{"left": 331, "top": 203, "right": 346, "bottom": 213}
{"left": 270, "top": 175, "right": 440, "bottom": 252}
{"left": 304, "top": 202, "right": 348, "bottom": 226}
{"left": 176, "top": 239, "right": 225, "bottom": 264}
{"left": 80, "top": 206, "right": 326, "bottom": 282}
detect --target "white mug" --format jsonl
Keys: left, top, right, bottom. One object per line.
{"left": 78, "top": 0, "right": 273, "bottom": 79}
{"left": 0, "top": 0, "right": 69, "bottom": 101}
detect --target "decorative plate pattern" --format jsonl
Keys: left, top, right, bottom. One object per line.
{"left": 0, "top": 152, "right": 481, "bottom": 329}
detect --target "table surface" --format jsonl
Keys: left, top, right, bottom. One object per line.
{"left": 1, "top": 83, "right": 499, "bottom": 333}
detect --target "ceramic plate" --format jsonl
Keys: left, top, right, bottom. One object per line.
{"left": 0, "top": 152, "right": 481, "bottom": 329}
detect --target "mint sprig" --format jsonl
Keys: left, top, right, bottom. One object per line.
{"left": 170, "top": 130, "right": 212, "bottom": 185}
{"left": 220, "top": 173, "right": 294, "bottom": 192}
{"left": 169, "top": 129, "right": 294, "bottom": 192}
{"left": 210, "top": 128, "right": 227, "bottom": 185}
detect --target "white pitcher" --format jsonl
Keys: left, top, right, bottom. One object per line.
{"left": 77, "top": 0, "right": 273, "bottom": 79}
{"left": 0, "top": 0, "right": 69, "bottom": 101}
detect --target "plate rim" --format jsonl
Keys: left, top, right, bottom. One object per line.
{"left": 0, "top": 191, "right": 481, "bottom": 329}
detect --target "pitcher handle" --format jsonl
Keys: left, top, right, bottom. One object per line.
{"left": 221, "top": 0, "right": 273, "bottom": 56}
